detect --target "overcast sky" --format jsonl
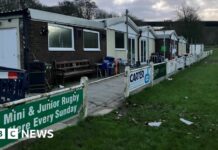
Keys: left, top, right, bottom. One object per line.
{"left": 39, "top": 0, "right": 218, "bottom": 21}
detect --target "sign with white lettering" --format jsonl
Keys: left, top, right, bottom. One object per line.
{"left": 0, "top": 87, "right": 83, "bottom": 148}
{"left": 129, "top": 66, "right": 151, "bottom": 92}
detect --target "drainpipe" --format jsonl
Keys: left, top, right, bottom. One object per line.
{"left": 137, "top": 30, "right": 142, "bottom": 67}
{"left": 126, "top": 9, "right": 129, "bottom": 66}
{"left": 163, "top": 30, "right": 166, "bottom": 59}
{"left": 147, "top": 27, "right": 150, "bottom": 63}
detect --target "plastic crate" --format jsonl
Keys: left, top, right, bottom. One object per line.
{"left": 0, "top": 67, "right": 27, "bottom": 104}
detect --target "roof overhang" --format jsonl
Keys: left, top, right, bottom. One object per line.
{"left": 0, "top": 8, "right": 105, "bottom": 30}
{"left": 100, "top": 16, "right": 139, "bottom": 33}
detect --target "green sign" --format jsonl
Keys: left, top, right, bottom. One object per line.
{"left": 161, "top": 46, "right": 166, "bottom": 52}
{"left": 154, "top": 63, "right": 167, "bottom": 80}
{"left": 0, "top": 87, "right": 83, "bottom": 148}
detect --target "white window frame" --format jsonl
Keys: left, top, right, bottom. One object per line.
{"left": 140, "top": 38, "right": 147, "bottom": 64}
{"left": 48, "top": 24, "right": 75, "bottom": 52}
{"left": 128, "top": 35, "right": 137, "bottom": 65}
{"left": 83, "top": 29, "right": 100, "bottom": 51}
{"left": 115, "top": 32, "right": 125, "bottom": 51}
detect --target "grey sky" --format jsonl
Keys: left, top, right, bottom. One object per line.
{"left": 39, "top": 0, "right": 218, "bottom": 21}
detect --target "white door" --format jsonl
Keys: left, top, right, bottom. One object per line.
{"left": 0, "top": 28, "right": 19, "bottom": 69}
{"left": 128, "top": 37, "right": 136, "bottom": 65}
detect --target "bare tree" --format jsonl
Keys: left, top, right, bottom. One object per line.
{"left": 75, "top": 0, "right": 97, "bottom": 19}
{"left": 58, "top": 0, "right": 78, "bottom": 16}
{"left": 95, "top": 9, "right": 118, "bottom": 19}
{"left": 177, "top": 4, "right": 200, "bottom": 22}
{"left": 0, "top": 0, "right": 42, "bottom": 11}
{"left": 174, "top": 4, "right": 203, "bottom": 43}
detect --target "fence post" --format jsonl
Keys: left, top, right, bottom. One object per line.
{"left": 80, "top": 76, "right": 88, "bottom": 118}
{"left": 165, "top": 59, "right": 169, "bottom": 79}
{"left": 124, "top": 66, "right": 130, "bottom": 98}
{"left": 150, "top": 62, "right": 154, "bottom": 86}
{"left": 182, "top": 56, "right": 185, "bottom": 69}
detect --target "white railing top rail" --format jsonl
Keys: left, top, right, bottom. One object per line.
{"left": 130, "top": 65, "right": 151, "bottom": 72}
{"left": 0, "top": 84, "right": 83, "bottom": 108}
{"left": 153, "top": 61, "right": 166, "bottom": 66}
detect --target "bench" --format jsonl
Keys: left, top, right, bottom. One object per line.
{"left": 53, "top": 59, "right": 95, "bottom": 83}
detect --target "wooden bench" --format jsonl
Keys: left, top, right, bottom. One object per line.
{"left": 53, "top": 59, "right": 95, "bottom": 83}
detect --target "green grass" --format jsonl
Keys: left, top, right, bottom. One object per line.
{"left": 20, "top": 49, "right": 218, "bottom": 150}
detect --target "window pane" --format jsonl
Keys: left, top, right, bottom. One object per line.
{"left": 48, "top": 25, "right": 72, "bottom": 48}
{"left": 128, "top": 38, "right": 131, "bottom": 60}
{"left": 144, "top": 41, "right": 146, "bottom": 62}
{"left": 115, "top": 32, "right": 125, "bottom": 49}
{"left": 141, "top": 41, "right": 144, "bottom": 62}
{"left": 84, "top": 31, "right": 99, "bottom": 49}
{"left": 141, "top": 40, "right": 146, "bottom": 62}
{"left": 132, "top": 39, "right": 135, "bottom": 54}
{"left": 132, "top": 39, "right": 135, "bottom": 62}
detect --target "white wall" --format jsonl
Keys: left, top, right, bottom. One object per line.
{"left": 106, "top": 29, "right": 128, "bottom": 62}
{"left": 178, "top": 42, "right": 187, "bottom": 56}
{"left": 149, "top": 38, "right": 155, "bottom": 58}
{"left": 139, "top": 29, "right": 155, "bottom": 63}
{"left": 189, "top": 44, "right": 204, "bottom": 55}
{"left": 106, "top": 23, "right": 139, "bottom": 64}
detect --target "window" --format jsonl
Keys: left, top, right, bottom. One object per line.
{"left": 48, "top": 24, "right": 74, "bottom": 51}
{"left": 115, "top": 32, "right": 125, "bottom": 50}
{"left": 83, "top": 29, "right": 100, "bottom": 51}
{"left": 141, "top": 40, "right": 146, "bottom": 63}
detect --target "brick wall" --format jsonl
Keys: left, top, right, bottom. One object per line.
{"left": 28, "top": 21, "right": 107, "bottom": 66}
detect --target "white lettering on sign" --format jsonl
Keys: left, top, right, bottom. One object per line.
{"left": 4, "top": 109, "right": 26, "bottom": 125}
{"left": 61, "top": 95, "right": 79, "bottom": 105}
{"left": 55, "top": 106, "right": 78, "bottom": 119}
{"left": 37, "top": 100, "right": 60, "bottom": 114}
{"left": 34, "top": 114, "right": 54, "bottom": 127}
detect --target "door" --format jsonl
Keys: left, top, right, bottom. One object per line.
{"left": 128, "top": 37, "right": 135, "bottom": 65}
{"left": 0, "top": 28, "right": 19, "bottom": 68}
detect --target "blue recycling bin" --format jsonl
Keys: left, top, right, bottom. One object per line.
{"left": 100, "top": 57, "right": 115, "bottom": 76}
{"left": 0, "top": 66, "right": 28, "bottom": 104}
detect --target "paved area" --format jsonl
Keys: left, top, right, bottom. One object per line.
{"left": 25, "top": 74, "right": 125, "bottom": 116}
{"left": 87, "top": 74, "right": 126, "bottom": 116}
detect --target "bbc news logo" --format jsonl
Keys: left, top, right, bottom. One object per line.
{"left": 0, "top": 129, "right": 54, "bottom": 139}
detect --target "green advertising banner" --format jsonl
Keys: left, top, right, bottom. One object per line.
{"left": 153, "top": 63, "right": 167, "bottom": 80}
{"left": 0, "top": 87, "right": 83, "bottom": 148}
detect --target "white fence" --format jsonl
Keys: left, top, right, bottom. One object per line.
{"left": 166, "top": 59, "right": 177, "bottom": 75}
{"left": 125, "top": 50, "right": 213, "bottom": 95}
{"left": 176, "top": 57, "right": 185, "bottom": 69}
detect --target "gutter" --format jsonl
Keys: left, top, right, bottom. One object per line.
{"left": 137, "top": 30, "right": 142, "bottom": 66}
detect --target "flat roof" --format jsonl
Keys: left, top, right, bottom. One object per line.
{"left": 0, "top": 8, "right": 105, "bottom": 29}
{"left": 155, "top": 30, "right": 178, "bottom": 39}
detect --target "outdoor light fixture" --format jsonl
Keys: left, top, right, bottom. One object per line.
{"left": 40, "top": 26, "right": 48, "bottom": 36}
